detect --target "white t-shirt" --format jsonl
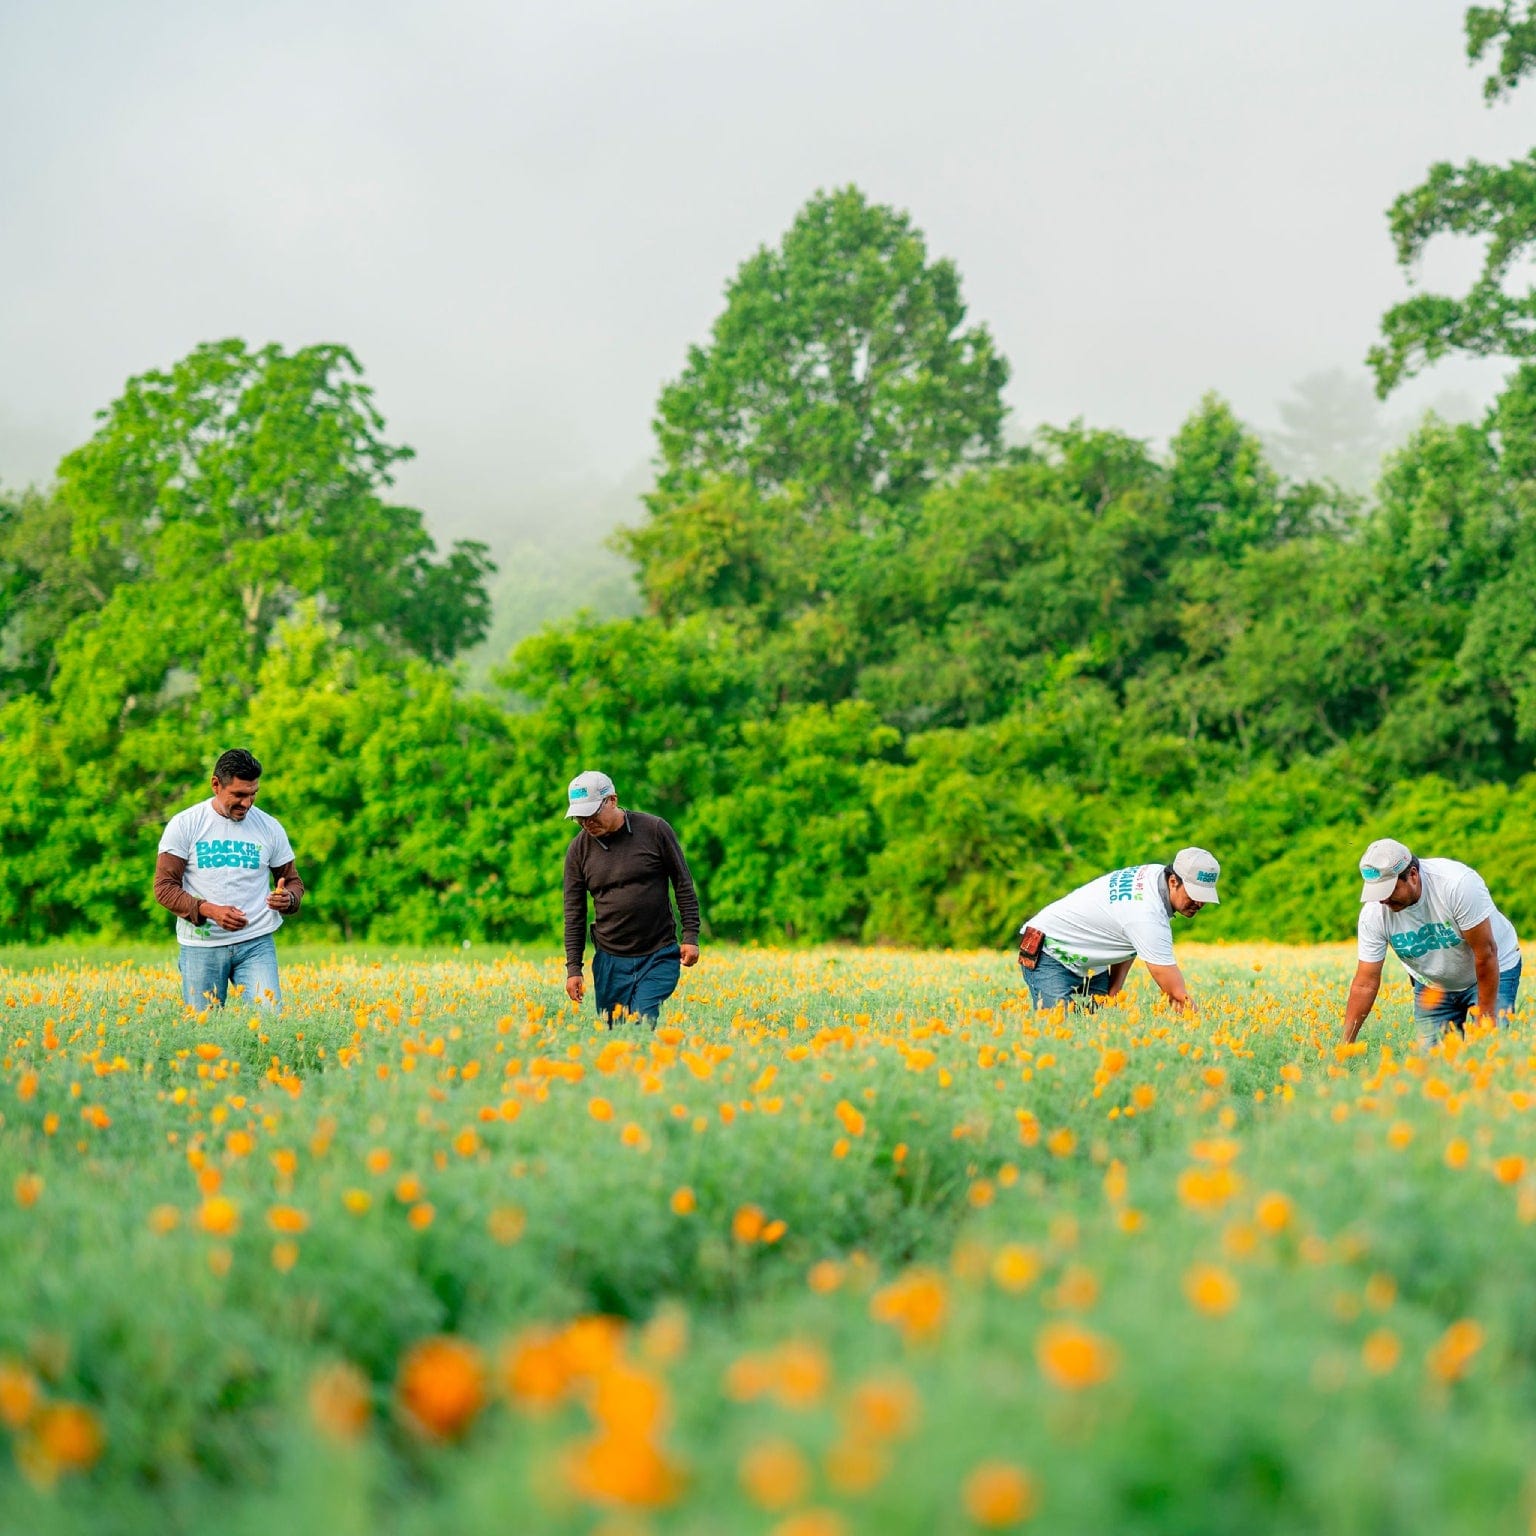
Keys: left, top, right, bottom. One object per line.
{"left": 1358, "top": 857, "right": 1520, "bottom": 989}
{"left": 158, "top": 800, "right": 296, "bottom": 948}
{"left": 1023, "top": 864, "right": 1177, "bottom": 976}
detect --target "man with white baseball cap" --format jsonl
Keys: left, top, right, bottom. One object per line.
{"left": 1016, "top": 848, "right": 1223, "bottom": 1013}
{"left": 1342, "top": 838, "right": 1521, "bottom": 1045}
{"left": 562, "top": 770, "right": 701, "bottom": 1027}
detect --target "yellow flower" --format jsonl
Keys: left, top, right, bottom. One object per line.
{"left": 563, "top": 1431, "right": 684, "bottom": 1510}
{"left": 871, "top": 1269, "right": 948, "bottom": 1344}
{"left": 1035, "top": 1321, "right": 1117, "bottom": 1389}
{"left": 991, "top": 1244, "right": 1042, "bottom": 1294}
{"left": 733, "top": 1204, "right": 766, "bottom": 1243}
{"left": 847, "top": 1372, "right": 920, "bottom": 1440}
{"left": 1177, "top": 1165, "right": 1242, "bottom": 1213}
{"left": 310, "top": 1361, "right": 372, "bottom": 1440}
{"left": 808, "top": 1259, "right": 844, "bottom": 1293}
{"left": 1362, "top": 1329, "right": 1400, "bottom": 1375}
{"left": 962, "top": 1460, "right": 1038, "bottom": 1527}
{"left": 488, "top": 1205, "right": 525, "bottom": 1243}
{"left": 1426, "top": 1319, "right": 1484, "bottom": 1383}
{"left": 266, "top": 1204, "right": 309, "bottom": 1234}
{"left": 739, "top": 1437, "right": 811, "bottom": 1510}
{"left": 0, "top": 1358, "right": 40, "bottom": 1430}
{"left": 198, "top": 1196, "right": 239, "bottom": 1236}
{"left": 396, "top": 1336, "right": 487, "bottom": 1440}
{"left": 29, "top": 1402, "right": 104, "bottom": 1476}
{"left": 1254, "top": 1192, "right": 1293, "bottom": 1233}
{"left": 1184, "top": 1264, "right": 1240, "bottom": 1316}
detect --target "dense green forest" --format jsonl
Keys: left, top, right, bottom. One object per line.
{"left": 5, "top": 3, "right": 1536, "bottom": 951}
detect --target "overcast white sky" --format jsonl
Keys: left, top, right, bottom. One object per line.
{"left": 1, "top": 0, "right": 1528, "bottom": 543}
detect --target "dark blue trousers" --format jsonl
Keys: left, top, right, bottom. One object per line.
{"left": 593, "top": 944, "right": 682, "bottom": 1027}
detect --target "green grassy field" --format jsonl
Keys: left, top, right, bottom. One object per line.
{"left": 2, "top": 943, "right": 1534, "bottom": 1535}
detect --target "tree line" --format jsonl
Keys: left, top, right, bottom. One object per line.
{"left": 4, "top": 3, "right": 1536, "bottom": 950}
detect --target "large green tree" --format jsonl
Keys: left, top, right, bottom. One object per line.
{"left": 57, "top": 339, "right": 493, "bottom": 675}
{"left": 647, "top": 186, "right": 1008, "bottom": 525}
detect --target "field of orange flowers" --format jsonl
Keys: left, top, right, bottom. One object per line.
{"left": 2, "top": 942, "right": 1535, "bottom": 1534}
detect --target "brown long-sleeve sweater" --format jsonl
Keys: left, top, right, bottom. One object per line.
{"left": 563, "top": 811, "right": 700, "bottom": 975}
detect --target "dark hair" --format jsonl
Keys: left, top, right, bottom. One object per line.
{"left": 1405, "top": 857, "right": 1420, "bottom": 879}
{"left": 214, "top": 748, "right": 262, "bottom": 784}
{"left": 1164, "top": 864, "right": 1178, "bottom": 882}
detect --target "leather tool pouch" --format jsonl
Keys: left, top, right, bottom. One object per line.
{"left": 1018, "top": 926, "right": 1045, "bottom": 971}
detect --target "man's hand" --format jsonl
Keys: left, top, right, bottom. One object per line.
{"left": 200, "top": 904, "right": 248, "bottom": 932}
{"left": 1144, "top": 962, "right": 1194, "bottom": 1012}
{"left": 680, "top": 944, "right": 700, "bottom": 968}
{"left": 566, "top": 974, "right": 585, "bottom": 1004}
{"left": 265, "top": 879, "right": 295, "bottom": 912}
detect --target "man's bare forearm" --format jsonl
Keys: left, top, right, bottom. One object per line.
{"left": 1342, "top": 980, "right": 1379, "bottom": 1042}
{"left": 1474, "top": 952, "right": 1500, "bottom": 1022}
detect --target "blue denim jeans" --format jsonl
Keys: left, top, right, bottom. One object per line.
{"left": 178, "top": 934, "right": 283, "bottom": 1010}
{"left": 1412, "top": 960, "right": 1521, "bottom": 1044}
{"left": 1021, "top": 947, "right": 1112, "bottom": 1011}
{"left": 593, "top": 944, "right": 682, "bottom": 1027}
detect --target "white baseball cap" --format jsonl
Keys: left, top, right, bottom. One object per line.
{"left": 1359, "top": 838, "right": 1413, "bottom": 903}
{"left": 565, "top": 770, "right": 616, "bottom": 819}
{"left": 1172, "top": 847, "right": 1222, "bottom": 903}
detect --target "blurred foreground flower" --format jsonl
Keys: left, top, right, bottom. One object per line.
{"left": 396, "top": 1336, "right": 487, "bottom": 1440}
{"left": 1035, "top": 1322, "right": 1117, "bottom": 1389}
{"left": 310, "top": 1361, "right": 372, "bottom": 1441}
{"left": 1426, "top": 1319, "right": 1484, "bottom": 1384}
{"left": 19, "top": 1403, "right": 104, "bottom": 1485}
{"left": 963, "top": 1460, "right": 1038, "bottom": 1527}
{"left": 870, "top": 1269, "right": 948, "bottom": 1344}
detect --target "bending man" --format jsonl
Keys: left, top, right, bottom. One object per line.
{"left": 1342, "top": 838, "right": 1520, "bottom": 1046}
{"left": 1017, "top": 849, "right": 1222, "bottom": 1012}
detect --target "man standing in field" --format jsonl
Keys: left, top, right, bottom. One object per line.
{"left": 153, "top": 748, "right": 304, "bottom": 1010}
{"left": 563, "top": 770, "right": 700, "bottom": 1027}
{"left": 1341, "top": 838, "right": 1521, "bottom": 1045}
{"left": 1017, "top": 849, "right": 1222, "bottom": 1011}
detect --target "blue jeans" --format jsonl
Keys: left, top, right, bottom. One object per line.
{"left": 593, "top": 944, "right": 682, "bottom": 1027}
{"left": 178, "top": 934, "right": 283, "bottom": 1010}
{"left": 1413, "top": 960, "right": 1521, "bottom": 1044}
{"left": 1021, "top": 947, "right": 1112, "bottom": 1011}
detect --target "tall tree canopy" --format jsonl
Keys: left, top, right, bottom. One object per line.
{"left": 56, "top": 339, "right": 493, "bottom": 674}
{"left": 649, "top": 186, "right": 1009, "bottom": 517}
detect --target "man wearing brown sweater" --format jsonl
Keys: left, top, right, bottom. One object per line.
{"left": 562, "top": 770, "right": 700, "bottom": 1027}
